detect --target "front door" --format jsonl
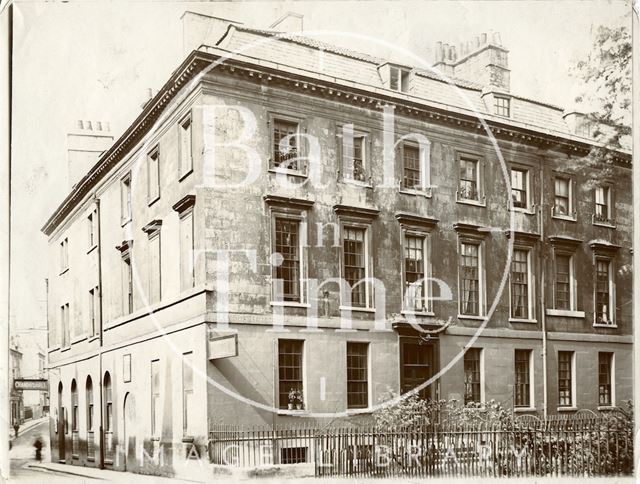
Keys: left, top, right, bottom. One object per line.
{"left": 400, "top": 338, "right": 437, "bottom": 400}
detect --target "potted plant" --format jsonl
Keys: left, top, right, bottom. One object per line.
{"left": 288, "top": 388, "right": 304, "bottom": 410}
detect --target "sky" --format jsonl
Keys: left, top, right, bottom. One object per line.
{"left": 9, "top": 0, "right": 632, "bottom": 351}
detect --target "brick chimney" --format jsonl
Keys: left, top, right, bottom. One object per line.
{"left": 433, "top": 31, "right": 510, "bottom": 92}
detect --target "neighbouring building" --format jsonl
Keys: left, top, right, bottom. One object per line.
{"left": 21, "top": 342, "right": 49, "bottom": 420}
{"left": 9, "top": 337, "right": 23, "bottom": 426}
{"left": 41, "top": 12, "right": 632, "bottom": 477}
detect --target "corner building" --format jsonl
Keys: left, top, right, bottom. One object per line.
{"left": 42, "top": 13, "right": 632, "bottom": 477}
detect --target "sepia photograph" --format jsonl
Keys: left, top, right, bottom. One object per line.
{"left": 0, "top": 0, "right": 637, "bottom": 482}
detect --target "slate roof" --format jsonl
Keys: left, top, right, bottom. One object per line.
{"left": 218, "top": 24, "right": 627, "bottom": 148}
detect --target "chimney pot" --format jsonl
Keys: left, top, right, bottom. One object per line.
{"left": 481, "top": 33, "right": 487, "bottom": 44}
{"left": 435, "top": 41, "right": 442, "bottom": 62}
{"left": 451, "top": 46, "right": 457, "bottom": 61}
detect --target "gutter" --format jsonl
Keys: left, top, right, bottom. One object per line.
{"left": 539, "top": 165, "right": 548, "bottom": 419}
{"left": 95, "top": 195, "right": 105, "bottom": 469}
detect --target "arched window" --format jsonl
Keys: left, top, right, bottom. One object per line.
{"left": 70, "top": 380, "right": 78, "bottom": 432}
{"left": 86, "top": 376, "right": 93, "bottom": 431}
{"left": 103, "top": 372, "right": 112, "bottom": 432}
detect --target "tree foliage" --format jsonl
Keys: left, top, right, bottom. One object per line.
{"left": 571, "top": 24, "right": 631, "bottom": 180}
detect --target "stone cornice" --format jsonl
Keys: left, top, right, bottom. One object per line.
{"left": 504, "top": 230, "right": 541, "bottom": 243}
{"left": 394, "top": 212, "right": 439, "bottom": 229}
{"left": 172, "top": 194, "right": 196, "bottom": 214}
{"left": 453, "top": 222, "right": 490, "bottom": 238}
{"left": 142, "top": 219, "right": 163, "bottom": 235}
{"left": 333, "top": 204, "right": 380, "bottom": 221}
{"left": 263, "top": 194, "right": 315, "bottom": 211}
{"left": 548, "top": 235, "right": 583, "bottom": 248}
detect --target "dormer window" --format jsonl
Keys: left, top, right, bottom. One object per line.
{"left": 389, "top": 66, "right": 410, "bottom": 93}
{"left": 576, "top": 118, "right": 594, "bottom": 138}
{"left": 493, "top": 96, "right": 510, "bottom": 117}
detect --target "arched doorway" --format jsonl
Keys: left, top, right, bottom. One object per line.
{"left": 122, "top": 392, "right": 136, "bottom": 471}
{"left": 57, "top": 382, "right": 65, "bottom": 461}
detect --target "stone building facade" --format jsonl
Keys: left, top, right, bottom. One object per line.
{"left": 42, "top": 13, "right": 632, "bottom": 477}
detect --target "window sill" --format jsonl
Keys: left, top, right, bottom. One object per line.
{"left": 60, "top": 346, "right": 71, "bottom": 353}
{"left": 593, "top": 323, "right": 617, "bottom": 328}
{"left": 87, "top": 457, "right": 95, "bottom": 462}
{"left": 121, "top": 218, "right": 132, "bottom": 228}
{"left": 71, "top": 334, "right": 88, "bottom": 345}
{"left": 72, "top": 454, "right": 79, "bottom": 460}
{"left": 514, "top": 407, "right": 536, "bottom": 413}
{"left": 509, "top": 317, "right": 537, "bottom": 324}
{"left": 148, "top": 195, "right": 160, "bottom": 207}
{"left": 557, "top": 406, "right": 578, "bottom": 412}
{"left": 48, "top": 346, "right": 61, "bottom": 353}
{"left": 277, "top": 409, "right": 310, "bottom": 416}
{"left": 181, "top": 436, "right": 195, "bottom": 443}
{"left": 87, "top": 244, "right": 97, "bottom": 255}
{"left": 151, "top": 436, "right": 161, "bottom": 442}
{"left": 597, "top": 405, "right": 617, "bottom": 411}
{"left": 457, "top": 314, "right": 486, "bottom": 321}
{"left": 342, "top": 179, "right": 372, "bottom": 189}
{"left": 592, "top": 221, "right": 616, "bottom": 229}
{"left": 104, "top": 459, "right": 113, "bottom": 465}
{"left": 510, "top": 207, "right": 535, "bottom": 215}
{"left": 87, "top": 335, "right": 100, "bottom": 343}
{"left": 399, "top": 187, "right": 432, "bottom": 198}
{"left": 546, "top": 309, "right": 585, "bottom": 318}
{"left": 178, "top": 168, "right": 193, "bottom": 182}
{"left": 270, "top": 301, "right": 311, "bottom": 308}
{"left": 552, "top": 214, "right": 577, "bottom": 222}
{"left": 268, "top": 168, "right": 308, "bottom": 179}
{"left": 345, "top": 408, "right": 373, "bottom": 415}
{"left": 59, "top": 268, "right": 69, "bottom": 276}
{"left": 340, "top": 306, "right": 376, "bottom": 314}
{"left": 456, "top": 199, "right": 486, "bottom": 208}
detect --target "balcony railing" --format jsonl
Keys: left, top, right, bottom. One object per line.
{"left": 592, "top": 213, "right": 616, "bottom": 227}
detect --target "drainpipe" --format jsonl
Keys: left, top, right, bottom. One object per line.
{"left": 539, "top": 166, "right": 548, "bottom": 419}
{"left": 95, "top": 195, "right": 105, "bottom": 469}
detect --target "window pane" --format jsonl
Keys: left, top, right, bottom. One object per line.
{"left": 598, "top": 352, "right": 612, "bottom": 406}
{"left": 343, "top": 227, "right": 367, "bottom": 307}
{"left": 275, "top": 218, "right": 301, "bottom": 302}
{"left": 459, "top": 158, "right": 479, "bottom": 200}
{"left": 595, "top": 259, "right": 611, "bottom": 324}
{"left": 554, "top": 254, "right": 571, "bottom": 310}
{"left": 558, "top": 351, "right": 573, "bottom": 406}
{"left": 514, "top": 350, "right": 531, "bottom": 407}
{"left": 511, "top": 249, "right": 530, "bottom": 318}
{"left": 460, "top": 242, "right": 480, "bottom": 315}
{"left": 404, "top": 235, "right": 426, "bottom": 311}
{"left": 347, "top": 343, "right": 368, "bottom": 408}
{"left": 464, "top": 348, "right": 482, "bottom": 404}
{"left": 278, "top": 340, "right": 304, "bottom": 409}
{"left": 402, "top": 145, "right": 421, "bottom": 189}
{"left": 273, "top": 120, "right": 299, "bottom": 170}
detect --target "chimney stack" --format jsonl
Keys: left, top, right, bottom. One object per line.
{"left": 432, "top": 31, "right": 510, "bottom": 91}
{"left": 67, "top": 120, "right": 114, "bottom": 190}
